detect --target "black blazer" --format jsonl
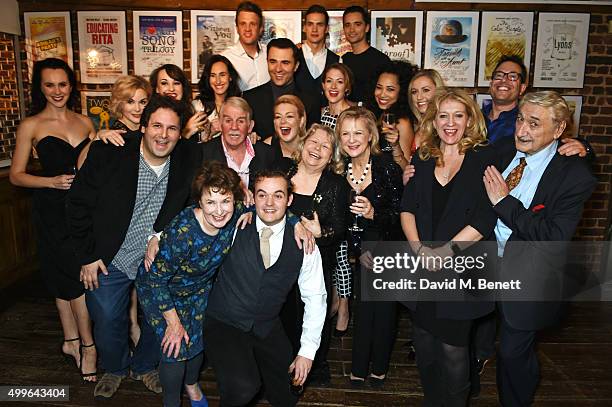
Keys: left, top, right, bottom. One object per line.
{"left": 493, "top": 138, "right": 597, "bottom": 331}
{"left": 295, "top": 48, "right": 340, "bottom": 106}
{"left": 243, "top": 81, "right": 321, "bottom": 139}
{"left": 200, "top": 136, "right": 281, "bottom": 190}
{"left": 67, "top": 137, "right": 202, "bottom": 266}
{"left": 401, "top": 147, "right": 498, "bottom": 320}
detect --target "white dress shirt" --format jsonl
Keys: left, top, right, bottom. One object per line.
{"left": 301, "top": 42, "right": 328, "bottom": 79}
{"left": 255, "top": 215, "right": 327, "bottom": 360}
{"left": 222, "top": 42, "right": 270, "bottom": 91}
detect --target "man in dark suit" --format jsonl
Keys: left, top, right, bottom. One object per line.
{"left": 295, "top": 5, "right": 340, "bottom": 105}
{"left": 483, "top": 91, "right": 597, "bottom": 406}
{"left": 243, "top": 38, "right": 321, "bottom": 140}
{"left": 67, "top": 96, "right": 201, "bottom": 399}
{"left": 200, "top": 96, "right": 280, "bottom": 192}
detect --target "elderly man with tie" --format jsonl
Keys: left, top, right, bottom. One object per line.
{"left": 483, "top": 90, "right": 596, "bottom": 406}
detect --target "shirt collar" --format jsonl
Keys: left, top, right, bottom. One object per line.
{"left": 524, "top": 139, "right": 558, "bottom": 171}
{"left": 484, "top": 103, "right": 519, "bottom": 123}
{"left": 256, "top": 215, "right": 287, "bottom": 236}
{"left": 233, "top": 41, "right": 262, "bottom": 58}
{"left": 302, "top": 42, "right": 327, "bottom": 58}
{"left": 221, "top": 135, "right": 256, "bottom": 159}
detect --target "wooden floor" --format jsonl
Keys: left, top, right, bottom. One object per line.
{"left": 1, "top": 277, "right": 611, "bottom": 406}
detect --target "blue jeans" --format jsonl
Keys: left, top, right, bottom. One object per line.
{"left": 86, "top": 264, "right": 159, "bottom": 376}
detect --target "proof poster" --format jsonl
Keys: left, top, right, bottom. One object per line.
{"left": 133, "top": 11, "right": 183, "bottom": 77}
{"left": 371, "top": 11, "right": 423, "bottom": 66}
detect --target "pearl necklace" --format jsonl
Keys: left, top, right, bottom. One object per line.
{"left": 348, "top": 159, "right": 371, "bottom": 186}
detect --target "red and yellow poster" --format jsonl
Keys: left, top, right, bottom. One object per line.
{"left": 24, "top": 12, "right": 73, "bottom": 76}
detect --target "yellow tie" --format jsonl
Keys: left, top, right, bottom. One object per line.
{"left": 260, "top": 227, "right": 274, "bottom": 268}
{"left": 505, "top": 157, "right": 527, "bottom": 191}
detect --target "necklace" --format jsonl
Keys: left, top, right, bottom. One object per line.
{"left": 348, "top": 159, "right": 371, "bottom": 186}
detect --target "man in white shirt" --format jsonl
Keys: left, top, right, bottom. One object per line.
{"left": 204, "top": 170, "right": 327, "bottom": 406}
{"left": 222, "top": 1, "right": 270, "bottom": 91}
{"left": 295, "top": 5, "right": 340, "bottom": 102}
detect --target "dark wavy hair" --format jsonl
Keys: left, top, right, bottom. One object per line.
{"left": 196, "top": 55, "right": 241, "bottom": 110}
{"left": 149, "top": 64, "right": 192, "bottom": 104}
{"left": 191, "top": 161, "right": 245, "bottom": 203}
{"left": 30, "top": 58, "right": 78, "bottom": 116}
{"left": 368, "top": 60, "right": 418, "bottom": 122}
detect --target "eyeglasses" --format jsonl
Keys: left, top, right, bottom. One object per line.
{"left": 492, "top": 71, "right": 522, "bottom": 82}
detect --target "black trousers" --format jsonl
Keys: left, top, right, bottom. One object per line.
{"left": 473, "top": 312, "right": 497, "bottom": 360}
{"left": 203, "top": 317, "right": 298, "bottom": 407}
{"left": 497, "top": 317, "right": 539, "bottom": 407}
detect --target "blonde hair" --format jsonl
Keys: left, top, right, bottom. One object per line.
{"left": 419, "top": 88, "right": 487, "bottom": 166}
{"left": 109, "top": 75, "right": 152, "bottom": 119}
{"left": 336, "top": 106, "right": 381, "bottom": 157}
{"left": 274, "top": 95, "right": 306, "bottom": 141}
{"left": 519, "top": 91, "right": 573, "bottom": 139}
{"left": 294, "top": 123, "right": 344, "bottom": 174}
{"left": 408, "top": 69, "right": 445, "bottom": 125}
{"left": 220, "top": 96, "right": 253, "bottom": 122}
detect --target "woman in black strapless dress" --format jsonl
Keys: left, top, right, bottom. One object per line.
{"left": 9, "top": 58, "right": 97, "bottom": 382}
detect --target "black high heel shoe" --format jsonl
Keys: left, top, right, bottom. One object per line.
{"left": 80, "top": 342, "right": 98, "bottom": 382}
{"left": 61, "top": 337, "right": 80, "bottom": 369}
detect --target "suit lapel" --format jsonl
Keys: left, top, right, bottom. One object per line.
{"left": 530, "top": 153, "right": 565, "bottom": 209}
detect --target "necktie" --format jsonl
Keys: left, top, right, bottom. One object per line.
{"left": 260, "top": 227, "right": 274, "bottom": 268}
{"left": 505, "top": 157, "right": 527, "bottom": 191}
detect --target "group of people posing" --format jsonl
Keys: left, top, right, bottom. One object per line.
{"left": 9, "top": 2, "right": 597, "bottom": 407}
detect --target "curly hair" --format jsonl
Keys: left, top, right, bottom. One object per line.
{"left": 191, "top": 161, "right": 245, "bottom": 204}
{"left": 419, "top": 88, "right": 487, "bottom": 166}
{"left": 294, "top": 123, "right": 344, "bottom": 174}
{"left": 109, "top": 75, "right": 152, "bottom": 119}
{"left": 30, "top": 58, "right": 78, "bottom": 116}
{"left": 196, "top": 55, "right": 241, "bottom": 109}
{"left": 336, "top": 106, "right": 381, "bottom": 157}
{"left": 368, "top": 60, "right": 418, "bottom": 122}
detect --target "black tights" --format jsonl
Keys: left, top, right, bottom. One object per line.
{"left": 159, "top": 352, "right": 204, "bottom": 407}
{"left": 413, "top": 324, "right": 471, "bottom": 407}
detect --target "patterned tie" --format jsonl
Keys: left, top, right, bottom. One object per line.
{"left": 505, "top": 157, "right": 527, "bottom": 191}
{"left": 260, "top": 227, "right": 274, "bottom": 268}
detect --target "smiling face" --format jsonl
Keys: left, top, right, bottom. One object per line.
{"left": 301, "top": 128, "right": 334, "bottom": 172}
{"left": 304, "top": 12, "right": 328, "bottom": 47}
{"left": 323, "top": 68, "right": 348, "bottom": 104}
{"left": 220, "top": 104, "right": 253, "bottom": 149}
{"left": 433, "top": 98, "right": 469, "bottom": 148}
{"left": 120, "top": 88, "right": 148, "bottom": 130}
{"left": 339, "top": 117, "right": 371, "bottom": 159}
{"left": 274, "top": 102, "right": 304, "bottom": 144}
{"left": 140, "top": 107, "right": 181, "bottom": 166}
{"left": 236, "top": 11, "right": 263, "bottom": 47}
{"left": 209, "top": 61, "right": 231, "bottom": 97}
{"left": 156, "top": 69, "right": 184, "bottom": 101}
{"left": 374, "top": 72, "right": 400, "bottom": 111}
{"left": 410, "top": 75, "right": 437, "bottom": 115}
{"left": 515, "top": 102, "right": 564, "bottom": 155}
{"left": 199, "top": 188, "right": 235, "bottom": 234}
{"left": 267, "top": 46, "right": 298, "bottom": 87}
{"left": 489, "top": 60, "right": 527, "bottom": 108}
{"left": 41, "top": 68, "right": 71, "bottom": 109}
{"left": 254, "top": 176, "right": 293, "bottom": 226}
{"left": 343, "top": 12, "right": 369, "bottom": 46}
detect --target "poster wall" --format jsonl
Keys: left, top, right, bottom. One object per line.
{"left": 424, "top": 11, "right": 479, "bottom": 87}
{"left": 327, "top": 11, "right": 351, "bottom": 56}
{"left": 261, "top": 11, "right": 302, "bottom": 46}
{"left": 24, "top": 12, "right": 73, "bottom": 75}
{"left": 190, "top": 11, "right": 237, "bottom": 83}
{"left": 533, "top": 13, "right": 590, "bottom": 88}
{"left": 81, "top": 91, "right": 114, "bottom": 131}
{"left": 77, "top": 11, "right": 128, "bottom": 84}
{"left": 371, "top": 11, "right": 423, "bottom": 66}
{"left": 133, "top": 11, "right": 183, "bottom": 78}
{"left": 478, "top": 12, "right": 534, "bottom": 87}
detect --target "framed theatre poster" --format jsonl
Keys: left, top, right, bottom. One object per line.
{"left": 77, "top": 11, "right": 128, "bottom": 84}
{"left": 478, "top": 12, "right": 534, "bottom": 87}
{"left": 24, "top": 12, "right": 73, "bottom": 75}
{"left": 327, "top": 10, "right": 351, "bottom": 56}
{"left": 371, "top": 11, "right": 423, "bottom": 66}
{"left": 562, "top": 95, "right": 583, "bottom": 137}
{"left": 533, "top": 13, "right": 590, "bottom": 88}
{"left": 190, "top": 10, "right": 237, "bottom": 83}
{"left": 133, "top": 11, "right": 183, "bottom": 77}
{"left": 81, "top": 91, "right": 114, "bottom": 131}
{"left": 261, "top": 11, "right": 302, "bottom": 47}
{"left": 424, "top": 11, "right": 479, "bottom": 87}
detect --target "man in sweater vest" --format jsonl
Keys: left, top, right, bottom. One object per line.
{"left": 204, "top": 170, "right": 326, "bottom": 406}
